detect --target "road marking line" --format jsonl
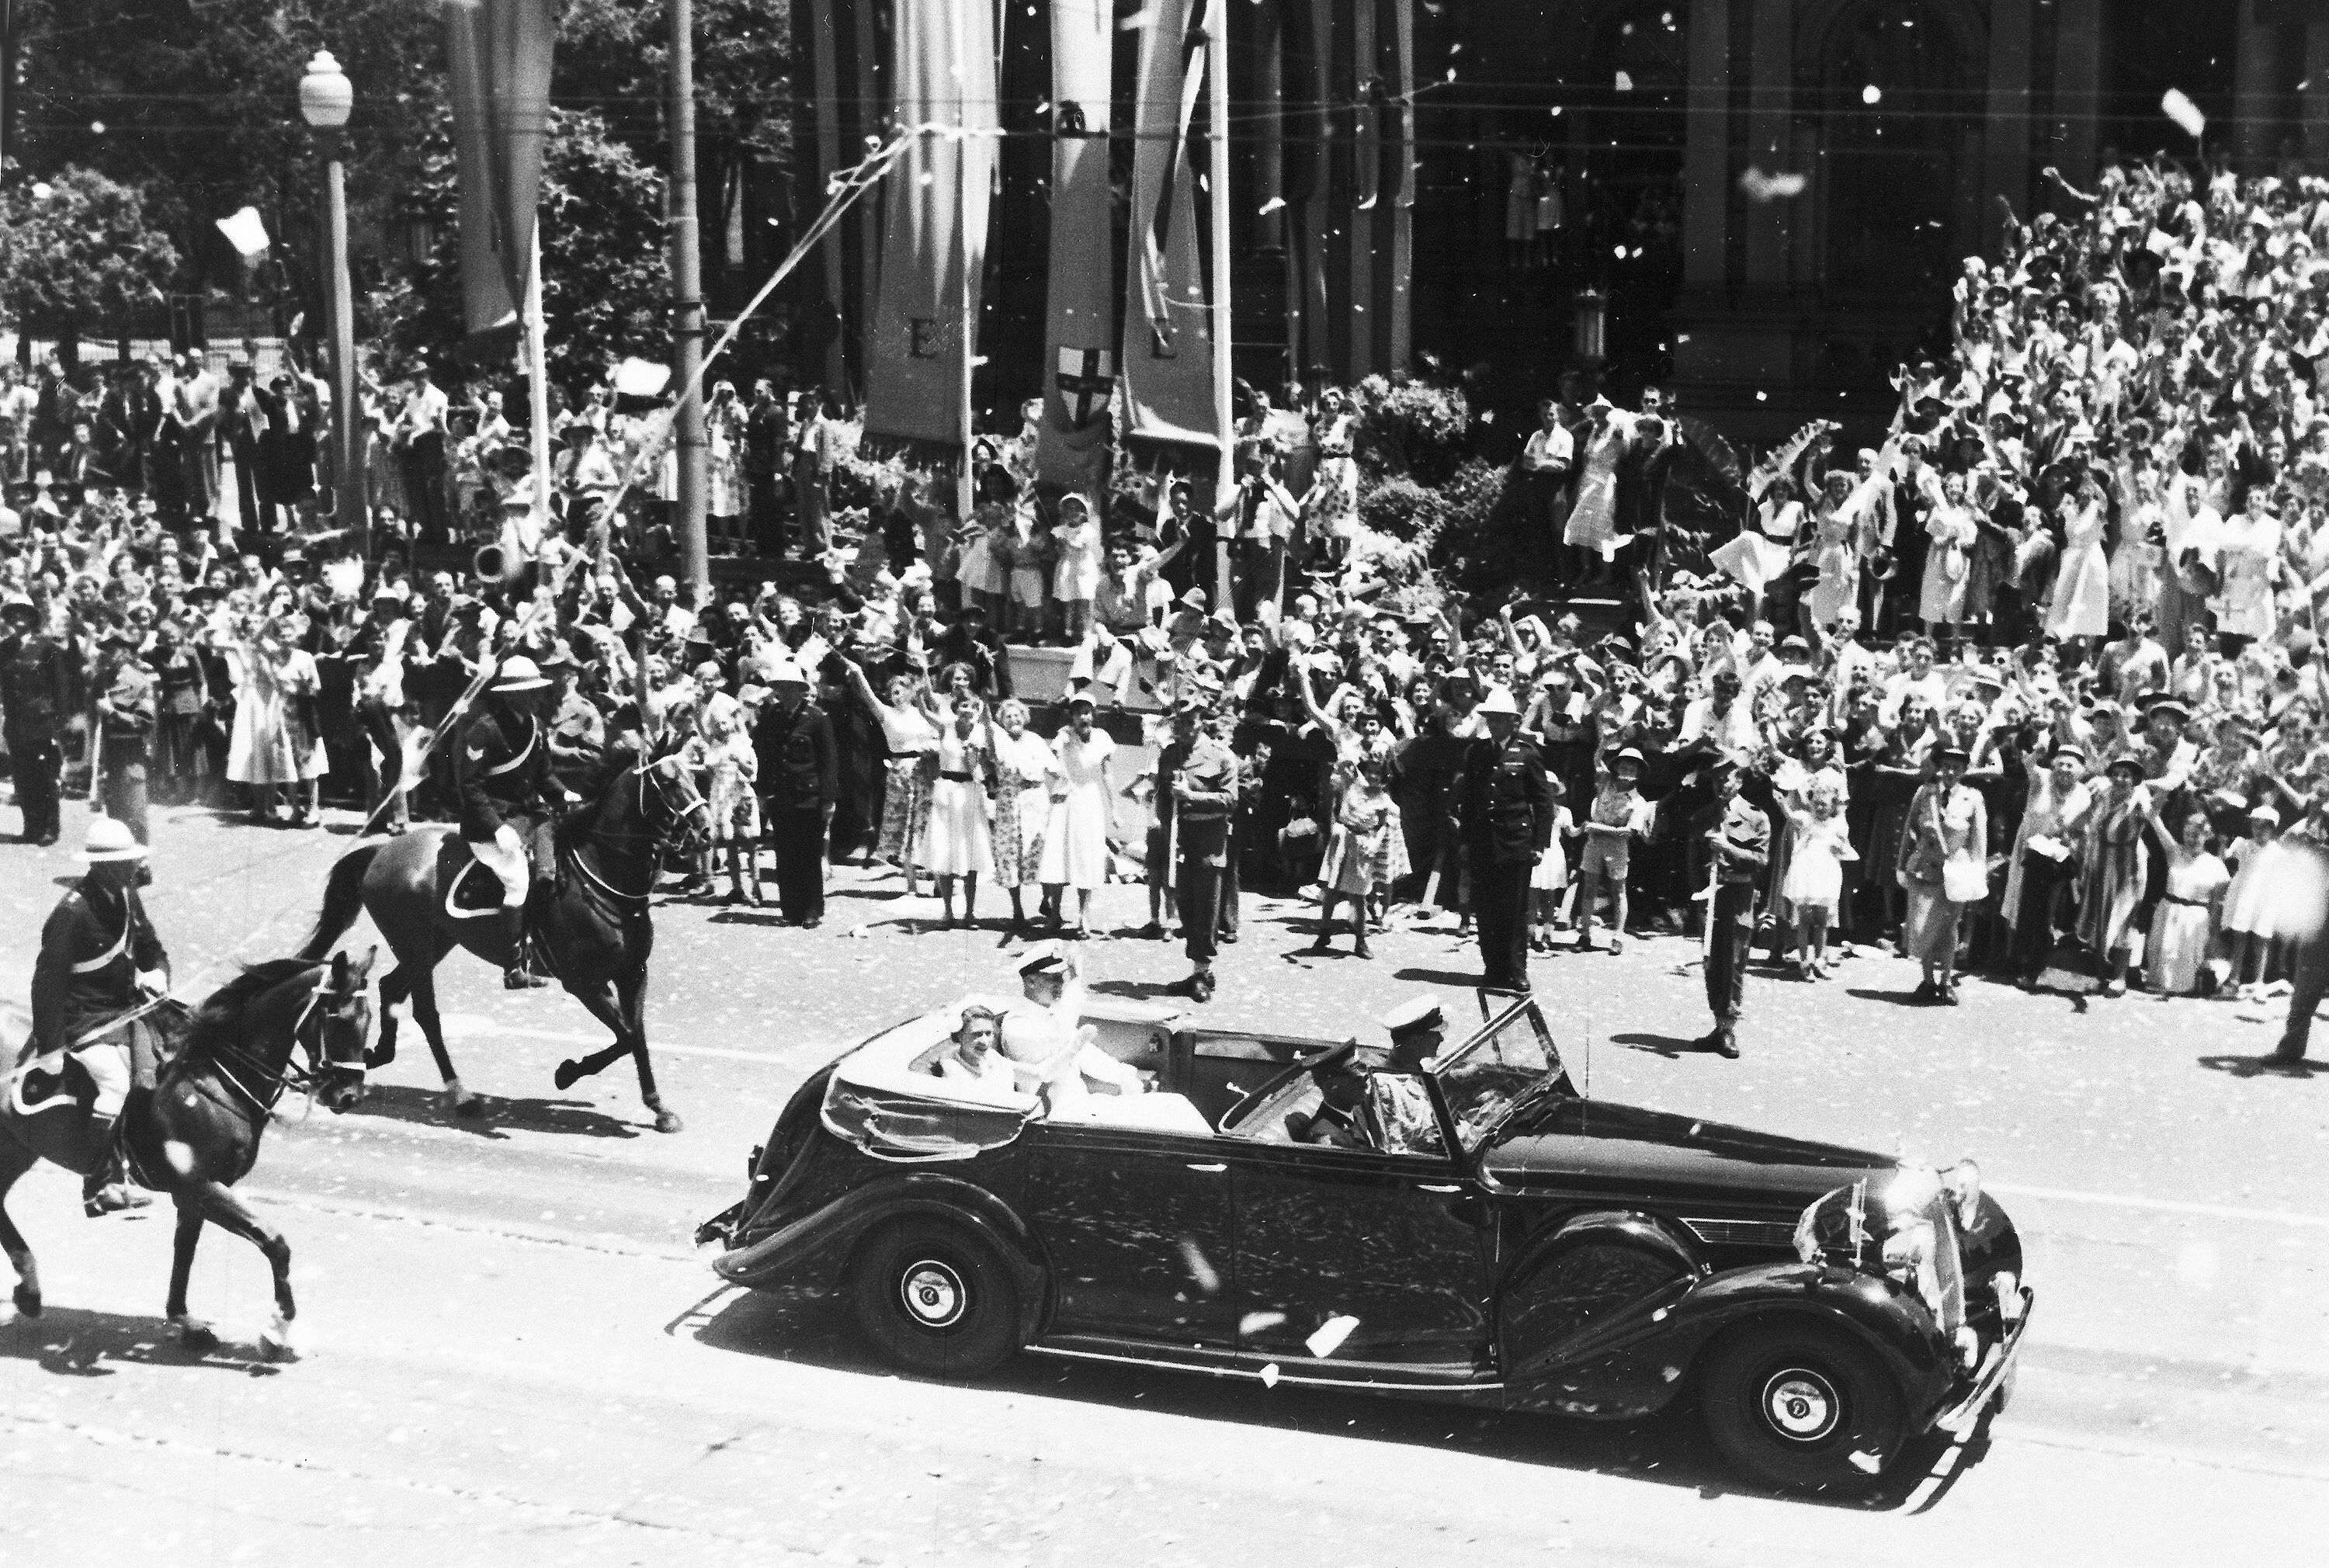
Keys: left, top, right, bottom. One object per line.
{"left": 1991, "top": 1181, "right": 2329, "bottom": 1230}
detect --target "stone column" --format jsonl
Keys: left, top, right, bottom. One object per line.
{"left": 2309, "top": 23, "right": 2329, "bottom": 171}
{"left": 1742, "top": 0, "right": 1791, "bottom": 286}
{"left": 1682, "top": 0, "right": 1731, "bottom": 288}
{"left": 1982, "top": 0, "right": 2032, "bottom": 246}
{"left": 2234, "top": 8, "right": 2286, "bottom": 170}
{"left": 2053, "top": 0, "right": 2101, "bottom": 192}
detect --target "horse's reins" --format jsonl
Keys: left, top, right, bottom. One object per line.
{"left": 564, "top": 765, "right": 707, "bottom": 908}
{"left": 198, "top": 977, "right": 357, "bottom": 1119}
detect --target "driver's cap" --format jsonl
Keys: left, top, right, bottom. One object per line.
{"left": 1380, "top": 996, "right": 1444, "bottom": 1038}
{"left": 1018, "top": 942, "right": 1069, "bottom": 979}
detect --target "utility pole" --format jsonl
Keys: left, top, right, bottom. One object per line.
{"left": 1, "top": 1, "right": 19, "bottom": 189}
{"left": 669, "top": 0, "right": 709, "bottom": 595}
{"left": 1206, "top": 0, "right": 1234, "bottom": 610}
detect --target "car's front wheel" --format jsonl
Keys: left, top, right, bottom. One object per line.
{"left": 850, "top": 1219, "right": 1023, "bottom": 1378}
{"left": 1700, "top": 1321, "right": 1906, "bottom": 1494}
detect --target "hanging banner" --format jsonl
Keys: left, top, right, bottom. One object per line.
{"left": 1035, "top": 0, "right": 1116, "bottom": 488}
{"left": 863, "top": 0, "right": 999, "bottom": 451}
{"left": 1121, "top": 0, "right": 1220, "bottom": 450}
{"left": 442, "top": 0, "right": 556, "bottom": 349}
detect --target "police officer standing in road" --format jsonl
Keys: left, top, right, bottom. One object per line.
{"left": 92, "top": 628, "right": 158, "bottom": 863}
{"left": 755, "top": 657, "right": 838, "bottom": 926}
{"left": 2, "top": 594, "right": 71, "bottom": 845}
{"left": 1696, "top": 760, "right": 1770, "bottom": 1060}
{"left": 1453, "top": 686, "right": 1555, "bottom": 994}
{"left": 1174, "top": 704, "right": 1243, "bottom": 1002}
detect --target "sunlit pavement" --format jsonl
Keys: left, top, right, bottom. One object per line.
{"left": 2, "top": 800, "right": 2324, "bottom": 1565}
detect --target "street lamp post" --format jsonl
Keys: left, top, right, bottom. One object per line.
{"left": 300, "top": 49, "right": 366, "bottom": 557}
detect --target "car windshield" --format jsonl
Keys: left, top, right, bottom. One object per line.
{"left": 1430, "top": 999, "right": 1565, "bottom": 1154}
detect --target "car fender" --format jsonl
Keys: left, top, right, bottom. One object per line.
{"left": 713, "top": 1171, "right": 1048, "bottom": 1342}
{"left": 1508, "top": 1254, "right": 1958, "bottom": 1423}
{"left": 1498, "top": 1209, "right": 1707, "bottom": 1417}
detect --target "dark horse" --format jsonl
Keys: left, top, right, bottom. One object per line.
{"left": 2, "top": 951, "right": 376, "bottom": 1354}
{"left": 298, "top": 754, "right": 708, "bottom": 1132}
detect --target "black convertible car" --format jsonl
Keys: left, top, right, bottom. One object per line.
{"left": 699, "top": 993, "right": 2031, "bottom": 1493}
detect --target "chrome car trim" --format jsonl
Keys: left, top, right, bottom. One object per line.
{"left": 1026, "top": 1343, "right": 1504, "bottom": 1393}
{"left": 1679, "top": 1217, "right": 1798, "bottom": 1248}
{"left": 1933, "top": 1286, "right": 2036, "bottom": 1436}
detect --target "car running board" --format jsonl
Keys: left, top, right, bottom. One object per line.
{"left": 1028, "top": 1334, "right": 1500, "bottom": 1393}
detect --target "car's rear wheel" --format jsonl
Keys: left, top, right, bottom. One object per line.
{"left": 850, "top": 1219, "right": 1022, "bottom": 1378}
{"left": 1700, "top": 1321, "right": 1906, "bottom": 1494}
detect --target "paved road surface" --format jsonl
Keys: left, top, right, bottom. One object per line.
{"left": 2, "top": 802, "right": 2324, "bottom": 1565}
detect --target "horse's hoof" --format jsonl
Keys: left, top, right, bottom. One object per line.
{"left": 364, "top": 1043, "right": 396, "bottom": 1070}
{"left": 653, "top": 1109, "right": 685, "bottom": 1135}
{"left": 172, "top": 1316, "right": 218, "bottom": 1352}
{"left": 11, "top": 1284, "right": 40, "bottom": 1320}
{"left": 553, "top": 1059, "right": 583, "bottom": 1091}
{"left": 259, "top": 1313, "right": 299, "bottom": 1362}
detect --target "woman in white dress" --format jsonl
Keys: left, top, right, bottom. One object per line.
{"left": 1807, "top": 472, "right": 1859, "bottom": 633}
{"left": 2145, "top": 811, "right": 2229, "bottom": 996}
{"left": 1037, "top": 692, "right": 1116, "bottom": 938}
{"left": 1307, "top": 392, "right": 1361, "bottom": 564}
{"left": 921, "top": 670, "right": 994, "bottom": 928}
{"left": 1563, "top": 401, "right": 1627, "bottom": 587}
{"left": 705, "top": 381, "right": 748, "bottom": 553}
{"left": 984, "top": 699, "right": 1056, "bottom": 933}
{"left": 1050, "top": 493, "right": 1104, "bottom": 646}
{"left": 1918, "top": 471, "right": 1978, "bottom": 643}
{"left": 225, "top": 622, "right": 323, "bottom": 827}
{"left": 2213, "top": 505, "right": 2281, "bottom": 650}
{"left": 2046, "top": 472, "right": 2112, "bottom": 647}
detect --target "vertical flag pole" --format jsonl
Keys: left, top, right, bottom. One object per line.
{"left": 1207, "top": 0, "right": 1235, "bottom": 609}
{"left": 670, "top": 0, "right": 710, "bottom": 596}
{"left": 959, "top": 2, "right": 977, "bottom": 517}
{"left": 525, "top": 228, "right": 551, "bottom": 541}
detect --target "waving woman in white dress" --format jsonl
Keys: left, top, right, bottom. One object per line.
{"left": 2046, "top": 472, "right": 2113, "bottom": 647}
{"left": 1563, "top": 401, "right": 1628, "bottom": 587}
{"left": 921, "top": 667, "right": 996, "bottom": 928}
{"left": 1037, "top": 692, "right": 1116, "bottom": 938}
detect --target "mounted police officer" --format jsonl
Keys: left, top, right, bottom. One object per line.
{"left": 21, "top": 817, "right": 168, "bottom": 1215}
{"left": 457, "top": 654, "right": 556, "bottom": 990}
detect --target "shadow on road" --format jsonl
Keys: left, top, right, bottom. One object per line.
{"left": 1609, "top": 1030, "right": 1705, "bottom": 1059}
{"left": 678, "top": 1285, "right": 1953, "bottom": 1514}
{"left": 2198, "top": 1052, "right": 2328, "bottom": 1080}
{"left": 1392, "top": 966, "right": 1487, "bottom": 988}
{"left": 344, "top": 1082, "right": 644, "bottom": 1140}
{"left": 0, "top": 1304, "right": 283, "bottom": 1379}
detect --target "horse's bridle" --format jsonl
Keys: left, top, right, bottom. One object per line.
{"left": 568, "top": 760, "right": 712, "bottom": 907}
{"left": 207, "top": 970, "right": 373, "bottom": 1116}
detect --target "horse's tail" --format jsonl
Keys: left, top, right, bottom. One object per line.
{"left": 299, "top": 845, "right": 383, "bottom": 962}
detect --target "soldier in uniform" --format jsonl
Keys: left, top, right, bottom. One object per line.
{"left": 1696, "top": 760, "right": 1770, "bottom": 1060}
{"left": 456, "top": 654, "right": 556, "bottom": 989}
{"left": 1173, "top": 705, "right": 1242, "bottom": 1002}
{"left": 1, "top": 594, "right": 71, "bottom": 845}
{"left": 22, "top": 817, "right": 168, "bottom": 1215}
{"left": 1452, "top": 686, "right": 1555, "bottom": 994}
{"left": 92, "top": 627, "right": 158, "bottom": 859}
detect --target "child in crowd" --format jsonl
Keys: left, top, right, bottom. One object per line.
{"left": 1572, "top": 746, "right": 1646, "bottom": 954}
{"left": 1782, "top": 775, "right": 1855, "bottom": 978}
{"left": 1530, "top": 777, "right": 1574, "bottom": 952}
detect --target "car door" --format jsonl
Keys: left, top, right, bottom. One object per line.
{"left": 1019, "top": 1121, "right": 1240, "bottom": 1345}
{"left": 1225, "top": 1139, "right": 1496, "bottom": 1369}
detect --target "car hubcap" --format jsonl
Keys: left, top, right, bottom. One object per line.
{"left": 899, "top": 1259, "right": 967, "bottom": 1330}
{"left": 1761, "top": 1368, "right": 1841, "bottom": 1443}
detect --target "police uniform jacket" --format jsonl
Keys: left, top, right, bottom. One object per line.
{"left": 456, "top": 706, "right": 551, "bottom": 840}
{"left": 755, "top": 697, "right": 838, "bottom": 812}
{"left": 1454, "top": 733, "right": 1557, "bottom": 866}
{"left": 1, "top": 631, "right": 73, "bottom": 743}
{"left": 31, "top": 882, "right": 166, "bottom": 1053}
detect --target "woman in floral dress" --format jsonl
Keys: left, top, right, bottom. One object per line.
{"left": 984, "top": 699, "right": 1056, "bottom": 933}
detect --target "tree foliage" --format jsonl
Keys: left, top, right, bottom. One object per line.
{"left": 369, "top": 104, "right": 665, "bottom": 387}
{"left": 0, "top": 167, "right": 181, "bottom": 329}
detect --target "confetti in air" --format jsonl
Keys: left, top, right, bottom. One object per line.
{"left": 1739, "top": 167, "right": 1808, "bottom": 203}
{"left": 2161, "top": 88, "right": 2206, "bottom": 139}
{"left": 1614, "top": 71, "right": 1634, "bottom": 92}
{"left": 1258, "top": 196, "right": 1286, "bottom": 215}
{"left": 1306, "top": 1314, "right": 1360, "bottom": 1358}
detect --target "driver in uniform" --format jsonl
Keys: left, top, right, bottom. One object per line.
{"left": 456, "top": 654, "right": 556, "bottom": 989}
{"left": 20, "top": 817, "right": 168, "bottom": 1215}
{"left": 1296, "top": 997, "right": 1447, "bottom": 1153}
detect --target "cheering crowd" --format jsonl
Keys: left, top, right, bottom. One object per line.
{"left": 7, "top": 153, "right": 2329, "bottom": 1032}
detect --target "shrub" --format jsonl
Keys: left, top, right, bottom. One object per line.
{"left": 1352, "top": 376, "right": 1470, "bottom": 486}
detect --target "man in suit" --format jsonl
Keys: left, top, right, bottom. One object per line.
{"left": 1452, "top": 685, "right": 1555, "bottom": 993}
{"left": 173, "top": 352, "right": 224, "bottom": 527}
{"left": 744, "top": 378, "right": 789, "bottom": 560}
{"left": 755, "top": 658, "right": 838, "bottom": 926}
